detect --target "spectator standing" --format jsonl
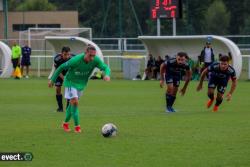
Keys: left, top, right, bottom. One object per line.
{"left": 200, "top": 42, "right": 215, "bottom": 70}
{"left": 21, "top": 42, "right": 32, "bottom": 78}
{"left": 11, "top": 41, "right": 21, "bottom": 79}
{"left": 153, "top": 56, "right": 164, "bottom": 79}
{"left": 145, "top": 54, "right": 155, "bottom": 80}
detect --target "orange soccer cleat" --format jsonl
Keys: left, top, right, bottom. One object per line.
{"left": 74, "top": 125, "right": 82, "bottom": 133}
{"left": 62, "top": 122, "right": 71, "bottom": 132}
{"left": 207, "top": 99, "right": 214, "bottom": 108}
{"left": 213, "top": 105, "right": 219, "bottom": 112}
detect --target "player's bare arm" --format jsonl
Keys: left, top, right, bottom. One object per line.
{"left": 180, "top": 69, "right": 192, "bottom": 96}
{"left": 160, "top": 63, "right": 166, "bottom": 88}
{"left": 197, "top": 68, "right": 208, "bottom": 91}
{"left": 59, "top": 73, "right": 64, "bottom": 80}
{"left": 48, "top": 80, "right": 54, "bottom": 88}
{"left": 226, "top": 78, "right": 237, "bottom": 101}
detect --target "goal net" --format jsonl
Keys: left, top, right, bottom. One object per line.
{"left": 18, "top": 28, "right": 92, "bottom": 77}
{"left": 19, "top": 28, "right": 92, "bottom": 54}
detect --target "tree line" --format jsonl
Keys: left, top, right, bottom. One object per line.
{"left": 8, "top": 0, "right": 250, "bottom": 37}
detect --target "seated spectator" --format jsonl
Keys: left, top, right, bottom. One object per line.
{"left": 218, "top": 53, "right": 223, "bottom": 60}
{"left": 153, "top": 56, "right": 164, "bottom": 79}
{"left": 165, "top": 55, "right": 170, "bottom": 61}
{"left": 192, "top": 57, "right": 201, "bottom": 81}
{"left": 145, "top": 54, "right": 155, "bottom": 80}
{"left": 228, "top": 52, "right": 232, "bottom": 64}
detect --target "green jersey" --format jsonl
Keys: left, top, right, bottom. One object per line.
{"left": 51, "top": 53, "right": 111, "bottom": 91}
{"left": 11, "top": 45, "right": 21, "bottom": 59}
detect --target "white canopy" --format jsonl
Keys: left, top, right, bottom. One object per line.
{"left": 45, "top": 36, "right": 104, "bottom": 79}
{"left": 0, "top": 41, "right": 13, "bottom": 78}
{"left": 138, "top": 35, "right": 242, "bottom": 78}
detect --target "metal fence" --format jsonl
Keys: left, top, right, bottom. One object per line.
{"left": 29, "top": 55, "right": 146, "bottom": 78}
{"left": 1, "top": 36, "right": 250, "bottom": 79}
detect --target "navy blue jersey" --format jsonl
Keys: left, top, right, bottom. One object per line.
{"left": 147, "top": 58, "right": 155, "bottom": 68}
{"left": 54, "top": 54, "right": 74, "bottom": 76}
{"left": 208, "top": 62, "right": 236, "bottom": 81}
{"left": 22, "top": 46, "right": 31, "bottom": 58}
{"left": 164, "top": 58, "right": 190, "bottom": 76}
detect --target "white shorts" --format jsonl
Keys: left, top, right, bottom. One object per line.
{"left": 64, "top": 87, "right": 83, "bottom": 99}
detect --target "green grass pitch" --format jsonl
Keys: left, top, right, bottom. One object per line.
{"left": 0, "top": 78, "right": 250, "bottom": 167}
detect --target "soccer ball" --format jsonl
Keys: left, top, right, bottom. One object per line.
{"left": 101, "top": 123, "right": 117, "bottom": 137}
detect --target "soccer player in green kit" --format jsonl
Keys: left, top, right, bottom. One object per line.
{"left": 48, "top": 45, "right": 111, "bottom": 133}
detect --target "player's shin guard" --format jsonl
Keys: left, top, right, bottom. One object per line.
{"left": 66, "top": 99, "right": 70, "bottom": 109}
{"left": 207, "top": 93, "right": 215, "bottom": 108}
{"left": 208, "top": 93, "right": 214, "bottom": 100}
{"left": 56, "top": 94, "right": 63, "bottom": 110}
{"left": 71, "top": 105, "right": 80, "bottom": 126}
{"left": 170, "top": 96, "right": 176, "bottom": 106}
{"left": 64, "top": 104, "right": 72, "bottom": 123}
{"left": 213, "top": 97, "right": 222, "bottom": 112}
{"left": 166, "top": 93, "right": 171, "bottom": 107}
{"left": 165, "top": 93, "right": 176, "bottom": 107}
{"left": 215, "top": 97, "right": 223, "bottom": 106}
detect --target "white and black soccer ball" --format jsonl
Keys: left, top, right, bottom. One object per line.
{"left": 101, "top": 123, "right": 117, "bottom": 137}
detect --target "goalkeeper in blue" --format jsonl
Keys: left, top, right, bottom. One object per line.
{"left": 48, "top": 45, "right": 111, "bottom": 133}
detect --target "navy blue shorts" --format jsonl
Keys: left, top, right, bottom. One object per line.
{"left": 21, "top": 57, "right": 31, "bottom": 66}
{"left": 55, "top": 77, "right": 63, "bottom": 87}
{"left": 208, "top": 76, "right": 228, "bottom": 94}
{"left": 12, "top": 58, "right": 19, "bottom": 68}
{"left": 165, "top": 73, "right": 181, "bottom": 87}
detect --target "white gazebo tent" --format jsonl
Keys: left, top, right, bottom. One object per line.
{"left": 0, "top": 41, "right": 13, "bottom": 78}
{"left": 138, "top": 35, "right": 242, "bottom": 78}
{"left": 45, "top": 36, "right": 104, "bottom": 79}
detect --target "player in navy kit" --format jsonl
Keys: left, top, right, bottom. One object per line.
{"left": 160, "top": 52, "right": 192, "bottom": 112}
{"left": 197, "top": 55, "right": 237, "bottom": 112}
{"left": 21, "top": 43, "right": 32, "bottom": 78}
{"left": 54, "top": 46, "right": 74, "bottom": 112}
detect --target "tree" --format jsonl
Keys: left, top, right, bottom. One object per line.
{"left": 222, "top": 0, "right": 246, "bottom": 35}
{"left": 15, "top": 0, "right": 57, "bottom": 11}
{"left": 8, "top": 0, "right": 248, "bottom": 36}
{"left": 184, "top": 0, "right": 213, "bottom": 35}
{"left": 240, "top": 16, "right": 250, "bottom": 35}
{"left": 77, "top": 0, "right": 106, "bottom": 37}
{"left": 77, "top": 0, "right": 147, "bottom": 37}
{"left": 49, "top": 0, "right": 80, "bottom": 10}
{"left": 203, "top": 0, "right": 230, "bottom": 35}
{"left": 8, "top": 0, "right": 22, "bottom": 11}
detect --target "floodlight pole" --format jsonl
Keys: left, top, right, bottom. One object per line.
{"left": 3, "top": 0, "right": 8, "bottom": 40}
{"left": 28, "top": 28, "right": 31, "bottom": 47}
{"left": 118, "top": 0, "right": 123, "bottom": 38}
{"left": 128, "top": 0, "right": 143, "bottom": 36}
{"left": 157, "top": 18, "right": 161, "bottom": 36}
{"left": 101, "top": 0, "right": 143, "bottom": 37}
{"left": 173, "top": 17, "right": 176, "bottom": 36}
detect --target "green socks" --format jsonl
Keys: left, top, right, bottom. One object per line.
{"left": 71, "top": 105, "right": 80, "bottom": 126}
{"left": 64, "top": 104, "right": 80, "bottom": 126}
{"left": 64, "top": 104, "right": 72, "bottom": 123}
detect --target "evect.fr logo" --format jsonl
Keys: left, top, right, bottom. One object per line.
{"left": 0, "top": 152, "right": 33, "bottom": 161}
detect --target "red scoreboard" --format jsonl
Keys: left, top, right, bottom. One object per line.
{"left": 151, "top": 0, "right": 182, "bottom": 19}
